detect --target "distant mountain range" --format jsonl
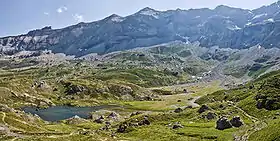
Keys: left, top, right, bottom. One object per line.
{"left": 1, "top": 1, "right": 280, "bottom": 56}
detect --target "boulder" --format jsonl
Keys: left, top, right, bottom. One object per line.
{"left": 206, "top": 112, "right": 217, "bottom": 120}
{"left": 129, "top": 122, "right": 139, "bottom": 127}
{"left": 105, "top": 121, "right": 111, "bottom": 125}
{"left": 198, "top": 105, "right": 210, "bottom": 113}
{"left": 117, "top": 123, "right": 128, "bottom": 133}
{"left": 172, "top": 122, "right": 184, "bottom": 129}
{"left": 216, "top": 117, "right": 232, "bottom": 130}
{"left": 143, "top": 96, "right": 153, "bottom": 101}
{"left": 66, "top": 115, "right": 87, "bottom": 124}
{"left": 130, "top": 111, "right": 142, "bottom": 117}
{"left": 100, "top": 124, "right": 111, "bottom": 131}
{"left": 94, "top": 116, "right": 105, "bottom": 124}
{"left": 107, "top": 112, "right": 118, "bottom": 119}
{"left": 38, "top": 81, "right": 46, "bottom": 88}
{"left": 230, "top": 116, "right": 243, "bottom": 127}
{"left": 185, "top": 106, "right": 193, "bottom": 109}
{"left": 174, "top": 108, "right": 183, "bottom": 113}
{"left": 138, "top": 116, "right": 151, "bottom": 126}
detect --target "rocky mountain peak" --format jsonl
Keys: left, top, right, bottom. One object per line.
{"left": 105, "top": 14, "right": 125, "bottom": 22}
{"left": 136, "top": 7, "right": 159, "bottom": 17}
{"left": 138, "top": 7, "right": 157, "bottom": 13}
{"left": 215, "top": 5, "right": 234, "bottom": 10}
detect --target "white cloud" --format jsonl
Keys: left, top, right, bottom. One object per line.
{"left": 44, "top": 12, "right": 50, "bottom": 16}
{"left": 57, "top": 6, "right": 67, "bottom": 13}
{"left": 73, "top": 14, "right": 84, "bottom": 22}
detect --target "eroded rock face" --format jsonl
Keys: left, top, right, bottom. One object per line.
{"left": 230, "top": 116, "right": 243, "bottom": 127}
{"left": 216, "top": 117, "right": 232, "bottom": 130}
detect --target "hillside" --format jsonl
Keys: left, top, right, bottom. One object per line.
{"left": 196, "top": 70, "right": 280, "bottom": 141}
{"left": 0, "top": 42, "right": 279, "bottom": 140}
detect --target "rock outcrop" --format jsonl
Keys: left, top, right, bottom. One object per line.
{"left": 216, "top": 117, "right": 232, "bottom": 130}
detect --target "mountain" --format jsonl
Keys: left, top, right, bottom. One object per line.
{"left": 1, "top": 1, "right": 280, "bottom": 56}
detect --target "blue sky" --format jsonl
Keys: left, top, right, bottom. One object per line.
{"left": 0, "top": 0, "right": 277, "bottom": 37}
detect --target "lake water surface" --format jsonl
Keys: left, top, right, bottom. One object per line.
{"left": 22, "top": 105, "right": 120, "bottom": 122}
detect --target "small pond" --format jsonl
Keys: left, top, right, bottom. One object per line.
{"left": 22, "top": 105, "right": 120, "bottom": 122}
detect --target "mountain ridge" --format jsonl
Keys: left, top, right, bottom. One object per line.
{"left": 1, "top": 1, "right": 280, "bottom": 56}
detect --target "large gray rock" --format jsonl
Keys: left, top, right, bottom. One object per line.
{"left": 230, "top": 116, "right": 243, "bottom": 127}
{"left": 206, "top": 112, "right": 217, "bottom": 120}
{"left": 216, "top": 117, "right": 232, "bottom": 130}
{"left": 130, "top": 111, "right": 143, "bottom": 117}
{"left": 117, "top": 122, "right": 128, "bottom": 133}
{"left": 94, "top": 116, "right": 105, "bottom": 124}
{"left": 107, "top": 112, "right": 118, "bottom": 119}
{"left": 138, "top": 116, "right": 151, "bottom": 126}
{"left": 172, "top": 122, "right": 184, "bottom": 129}
{"left": 174, "top": 108, "right": 183, "bottom": 113}
{"left": 198, "top": 105, "right": 210, "bottom": 113}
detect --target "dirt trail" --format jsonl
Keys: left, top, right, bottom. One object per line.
{"left": 1, "top": 112, "right": 6, "bottom": 125}
{"left": 232, "top": 104, "right": 267, "bottom": 141}
{"left": 0, "top": 112, "right": 23, "bottom": 140}
{"left": 189, "top": 96, "right": 201, "bottom": 107}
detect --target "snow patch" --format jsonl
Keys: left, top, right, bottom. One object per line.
{"left": 111, "top": 16, "right": 124, "bottom": 22}
{"left": 176, "top": 34, "right": 190, "bottom": 44}
{"left": 252, "top": 13, "right": 267, "bottom": 20}
{"left": 265, "top": 18, "right": 274, "bottom": 22}
{"left": 277, "top": 1, "right": 280, "bottom": 8}
{"left": 208, "top": 15, "right": 229, "bottom": 19}
{"left": 227, "top": 25, "right": 242, "bottom": 30}
{"left": 139, "top": 9, "right": 159, "bottom": 19}
{"left": 245, "top": 22, "right": 252, "bottom": 26}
